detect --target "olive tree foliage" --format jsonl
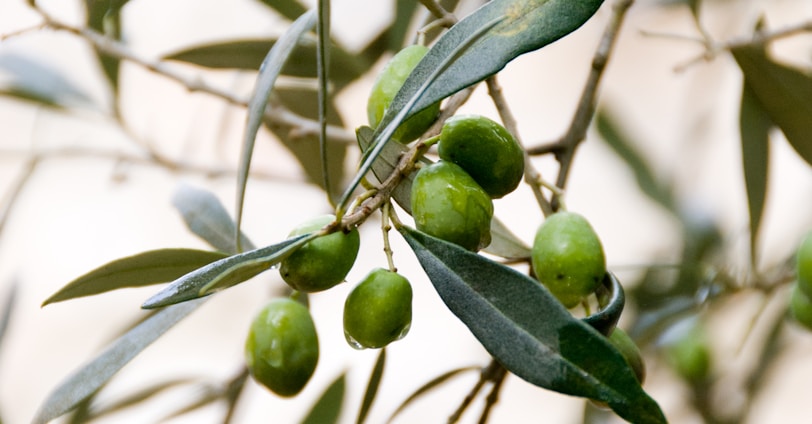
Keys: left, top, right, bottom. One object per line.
{"left": 1, "top": 0, "right": 811, "bottom": 423}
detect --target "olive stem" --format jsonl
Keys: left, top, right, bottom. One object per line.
{"left": 485, "top": 76, "right": 554, "bottom": 217}
{"left": 381, "top": 201, "right": 398, "bottom": 273}
{"left": 525, "top": 0, "right": 635, "bottom": 210}
{"left": 447, "top": 359, "right": 507, "bottom": 424}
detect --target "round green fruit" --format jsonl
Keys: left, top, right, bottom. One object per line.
{"left": 245, "top": 298, "right": 319, "bottom": 397}
{"left": 438, "top": 114, "right": 525, "bottom": 198}
{"left": 279, "top": 214, "right": 360, "bottom": 293}
{"left": 665, "top": 321, "right": 711, "bottom": 382}
{"left": 367, "top": 45, "right": 441, "bottom": 143}
{"left": 343, "top": 268, "right": 413, "bottom": 349}
{"left": 531, "top": 212, "right": 606, "bottom": 308}
{"left": 790, "top": 283, "right": 812, "bottom": 331}
{"left": 410, "top": 161, "right": 493, "bottom": 251}
{"left": 608, "top": 328, "right": 645, "bottom": 384}
{"left": 796, "top": 231, "right": 812, "bottom": 299}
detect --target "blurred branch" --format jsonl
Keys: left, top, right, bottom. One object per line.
{"left": 0, "top": 157, "right": 38, "bottom": 237}
{"left": 27, "top": 5, "right": 357, "bottom": 146}
{"left": 525, "top": 0, "right": 635, "bottom": 206}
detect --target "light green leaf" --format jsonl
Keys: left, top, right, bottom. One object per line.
{"left": 235, "top": 10, "right": 317, "bottom": 252}
{"left": 42, "top": 249, "right": 229, "bottom": 306}
{"left": 0, "top": 53, "right": 96, "bottom": 109}
{"left": 172, "top": 184, "right": 255, "bottom": 253}
{"left": 0, "top": 282, "right": 17, "bottom": 355}
{"left": 141, "top": 233, "right": 316, "bottom": 309}
{"left": 356, "top": 348, "right": 385, "bottom": 424}
{"left": 732, "top": 43, "right": 812, "bottom": 166}
{"left": 400, "top": 226, "right": 665, "bottom": 424}
{"left": 739, "top": 80, "right": 772, "bottom": 265}
{"left": 356, "top": 126, "right": 531, "bottom": 260}
{"left": 32, "top": 297, "right": 207, "bottom": 424}
{"left": 300, "top": 373, "right": 345, "bottom": 424}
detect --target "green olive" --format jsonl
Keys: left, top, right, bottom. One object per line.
{"left": 796, "top": 231, "right": 812, "bottom": 299}
{"left": 410, "top": 161, "right": 493, "bottom": 251}
{"left": 665, "top": 321, "right": 711, "bottom": 382}
{"left": 608, "top": 328, "right": 646, "bottom": 384}
{"left": 279, "top": 214, "right": 360, "bottom": 293}
{"left": 438, "top": 114, "right": 525, "bottom": 198}
{"left": 531, "top": 212, "right": 606, "bottom": 308}
{"left": 790, "top": 283, "right": 812, "bottom": 331}
{"left": 343, "top": 268, "right": 413, "bottom": 349}
{"left": 367, "top": 45, "right": 441, "bottom": 143}
{"left": 245, "top": 298, "right": 319, "bottom": 397}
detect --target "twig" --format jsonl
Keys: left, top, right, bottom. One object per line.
{"left": 486, "top": 76, "right": 553, "bottom": 216}
{"left": 419, "top": 0, "right": 457, "bottom": 25}
{"left": 526, "top": 0, "right": 635, "bottom": 208}
{"left": 448, "top": 359, "right": 506, "bottom": 423}
{"left": 28, "top": 5, "right": 357, "bottom": 146}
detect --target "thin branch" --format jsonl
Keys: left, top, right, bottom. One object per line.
{"left": 29, "top": 6, "right": 357, "bottom": 146}
{"left": 419, "top": 0, "right": 457, "bottom": 24}
{"left": 525, "top": 0, "right": 635, "bottom": 207}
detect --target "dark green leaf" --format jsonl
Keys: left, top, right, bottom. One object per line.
{"left": 732, "top": 43, "right": 812, "bottom": 166}
{"left": 739, "top": 81, "right": 772, "bottom": 265}
{"left": 379, "top": 0, "right": 605, "bottom": 134}
{"left": 582, "top": 273, "right": 625, "bottom": 337}
{"left": 86, "top": 378, "right": 199, "bottom": 421}
{"left": 399, "top": 226, "right": 666, "bottom": 424}
{"left": 84, "top": 0, "right": 127, "bottom": 93}
{"left": 236, "top": 10, "right": 317, "bottom": 252}
{"left": 596, "top": 108, "right": 675, "bottom": 212}
{"left": 387, "top": 366, "right": 479, "bottom": 422}
{"left": 172, "top": 184, "right": 255, "bottom": 254}
{"left": 163, "top": 38, "right": 366, "bottom": 89}
{"left": 42, "top": 249, "right": 229, "bottom": 306}
{"left": 32, "top": 297, "right": 208, "bottom": 424}
{"left": 256, "top": 0, "right": 308, "bottom": 21}
{"left": 356, "top": 126, "right": 531, "bottom": 260}
{"left": 141, "top": 233, "right": 315, "bottom": 309}
{"left": 356, "top": 348, "right": 386, "bottom": 424}
{"left": 300, "top": 373, "right": 345, "bottom": 424}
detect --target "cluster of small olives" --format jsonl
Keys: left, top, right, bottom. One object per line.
{"left": 531, "top": 211, "right": 607, "bottom": 308}
{"left": 790, "top": 231, "right": 812, "bottom": 330}
{"left": 245, "top": 215, "right": 412, "bottom": 396}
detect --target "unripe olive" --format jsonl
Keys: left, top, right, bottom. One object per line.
{"left": 438, "top": 114, "right": 525, "bottom": 198}
{"left": 344, "top": 268, "right": 413, "bottom": 349}
{"left": 531, "top": 212, "right": 606, "bottom": 308}
{"left": 367, "top": 45, "right": 441, "bottom": 143}
{"left": 790, "top": 283, "right": 812, "bottom": 331}
{"left": 279, "top": 214, "right": 360, "bottom": 293}
{"left": 245, "top": 298, "right": 319, "bottom": 397}
{"left": 665, "top": 321, "right": 711, "bottom": 382}
{"left": 796, "top": 231, "right": 812, "bottom": 299}
{"left": 410, "top": 161, "right": 493, "bottom": 251}
{"left": 608, "top": 328, "right": 646, "bottom": 384}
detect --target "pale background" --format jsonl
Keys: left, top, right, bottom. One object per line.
{"left": 1, "top": 0, "right": 812, "bottom": 423}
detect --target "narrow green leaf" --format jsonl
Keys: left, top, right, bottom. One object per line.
{"left": 32, "top": 297, "right": 207, "bottom": 424}
{"left": 732, "top": 43, "right": 812, "bottom": 166}
{"left": 378, "top": 0, "right": 605, "bottom": 136}
{"left": 172, "top": 184, "right": 255, "bottom": 254}
{"left": 84, "top": 0, "right": 127, "bottom": 95}
{"left": 0, "top": 53, "right": 95, "bottom": 109}
{"left": 256, "top": 0, "right": 308, "bottom": 21}
{"left": 0, "top": 282, "right": 17, "bottom": 355}
{"left": 235, "top": 10, "right": 317, "bottom": 252}
{"left": 42, "top": 249, "right": 229, "bottom": 306}
{"left": 356, "top": 126, "right": 531, "bottom": 260}
{"left": 316, "top": 0, "right": 332, "bottom": 199}
{"left": 387, "top": 366, "right": 480, "bottom": 422}
{"left": 141, "top": 233, "right": 315, "bottom": 309}
{"left": 739, "top": 81, "right": 772, "bottom": 266}
{"left": 85, "top": 378, "right": 198, "bottom": 421}
{"left": 300, "top": 373, "right": 345, "bottom": 424}
{"left": 399, "top": 226, "right": 666, "bottom": 424}
{"left": 596, "top": 108, "right": 675, "bottom": 212}
{"left": 356, "top": 348, "right": 386, "bottom": 424}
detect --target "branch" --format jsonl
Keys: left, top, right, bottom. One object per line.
{"left": 526, "top": 0, "right": 635, "bottom": 205}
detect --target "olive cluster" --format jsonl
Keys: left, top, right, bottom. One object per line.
{"left": 245, "top": 215, "right": 412, "bottom": 397}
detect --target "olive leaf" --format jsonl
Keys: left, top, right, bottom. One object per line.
{"left": 141, "top": 233, "right": 316, "bottom": 309}
{"left": 32, "top": 297, "right": 208, "bottom": 424}
{"left": 356, "top": 348, "right": 386, "bottom": 424}
{"left": 732, "top": 42, "right": 812, "bottom": 166}
{"left": 738, "top": 81, "right": 772, "bottom": 265}
{"left": 356, "top": 126, "right": 531, "bottom": 260}
{"left": 387, "top": 365, "right": 479, "bottom": 422}
{"left": 235, "top": 9, "right": 317, "bottom": 253}
{"left": 84, "top": 0, "right": 127, "bottom": 95}
{"left": 399, "top": 226, "right": 666, "bottom": 424}
{"left": 41, "top": 249, "right": 229, "bottom": 306}
{"left": 172, "top": 184, "right": 256, "bottom": 253}
{"left": 300, "top": 373, "right": 345, "bottom": 424}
